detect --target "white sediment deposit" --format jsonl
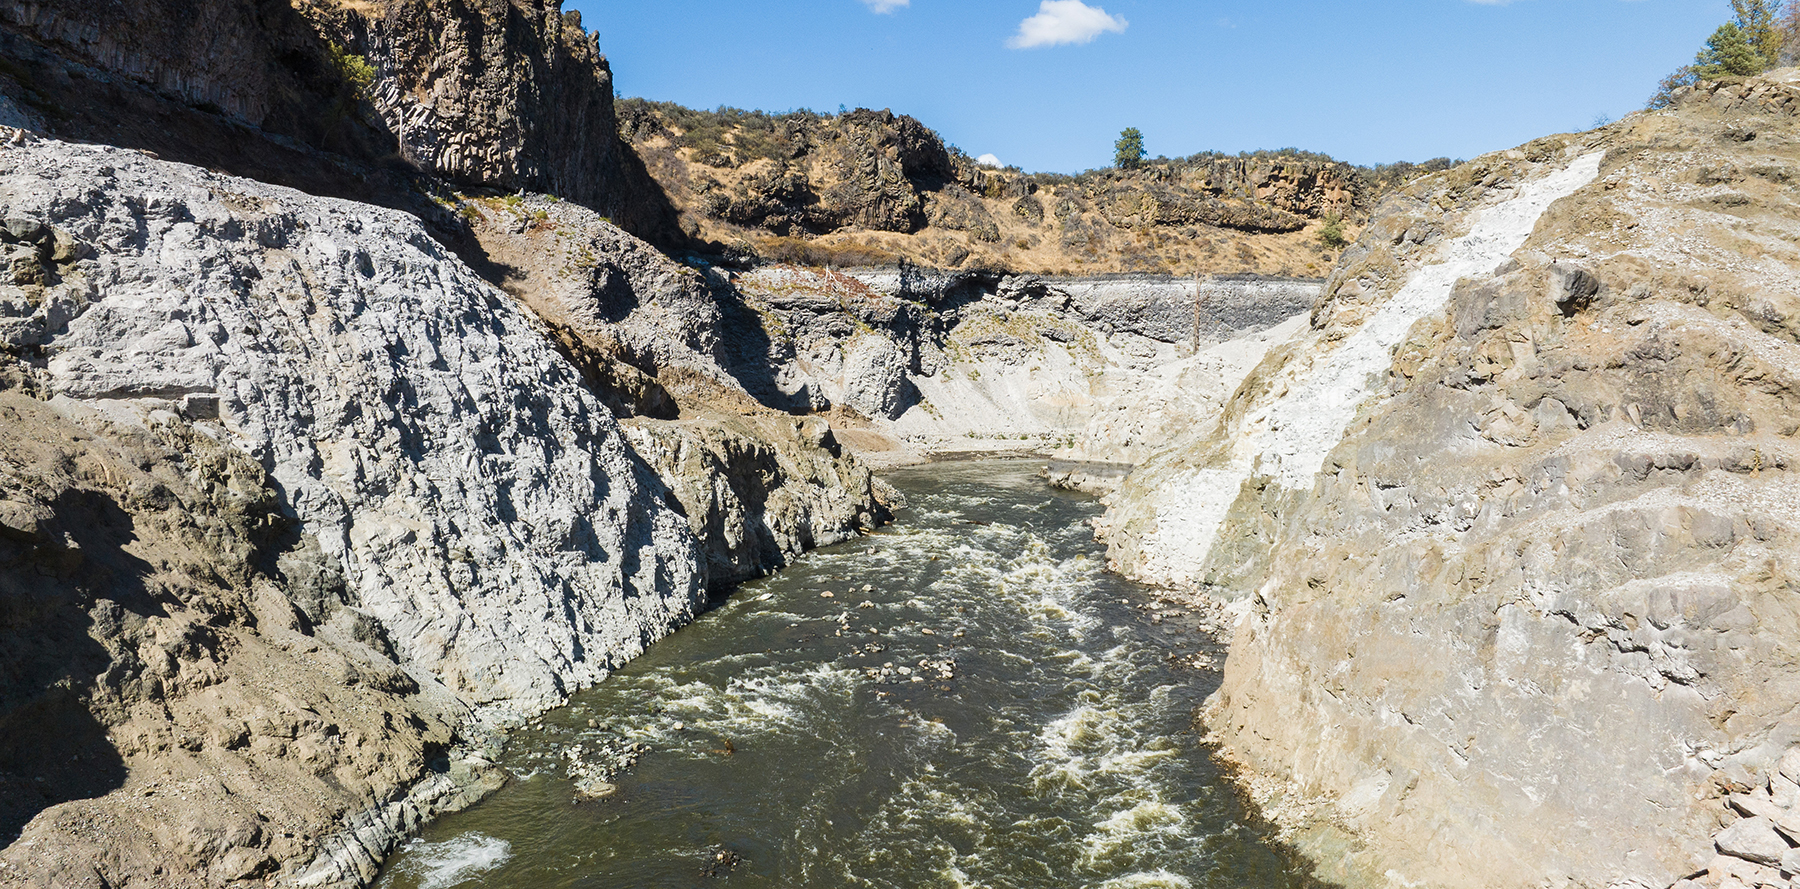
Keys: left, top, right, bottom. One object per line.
{"left": 1102, "top": 152, "right": 1604, "bottom": 588}
{"left": 728, "top": 265, "right": 1319, "bottom": 465}
{"left": 1098, "top": 71, "right": 1800, "bottom": 889}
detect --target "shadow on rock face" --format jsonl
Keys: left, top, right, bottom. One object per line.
{"left": 711, "top": 281, "right": 815, "bottom": 416}
{"left": 0, "top": 489, "right": 156, "bottom": 844}
{"left": 0, "top": 688, "right": 127, "bottom": 845}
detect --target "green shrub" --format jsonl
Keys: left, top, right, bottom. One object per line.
{"left": 1317, "top": 213, "right": 1348, "bottom": 249}
{"left": 1696, "top": 22, "right": 1768, "bottom": 78}
{"left": 327, "top": 42, "right": 376, "bottom": 102}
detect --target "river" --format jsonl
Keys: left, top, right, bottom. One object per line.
{"left": 375, "top": 460, "right": 1314, "bottom": 889}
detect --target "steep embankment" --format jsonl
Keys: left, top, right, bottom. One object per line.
{"left": 0, "top": 131, "right": 708, "bottom": 886}
{"left": 1101, "top": 69, "right": 1800, "bottom": 889}
{"left": 0, "top": 1, "right": 896, "bottom": 885}
{"left": 618, "top": 101, "right": 1417, "bottom": 277}
{"left": 0, "top": 0, "right": 677, "bottom": 242}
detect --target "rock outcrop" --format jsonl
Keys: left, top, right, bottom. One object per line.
{"left": 0, "top": 0, "right": 678, "bottom": 242}
{"left": 619, "top": 101, "right": 1401, "bottom": 278}
{"left": 450, "top": 191, "right": 899, "bottom": 588}
{"left": 0, "top": 130, "right": 709, "bottom": 886}
{"left": 1099, "top": 69, "right": 1800, "bottom": 889}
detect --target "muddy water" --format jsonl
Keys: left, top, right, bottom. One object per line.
{"left": 376, "top": 460, "right": 1312, "bottom": 889}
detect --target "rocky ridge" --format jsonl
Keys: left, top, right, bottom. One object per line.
{"left": 1095, "top": 69, "right": 1800, "bottom": 889}
{"left": 618, "top": 100, "right": 1407, "bottom": 278}
{"left": 0, "top": 0, "right": 676, "bottom": 242}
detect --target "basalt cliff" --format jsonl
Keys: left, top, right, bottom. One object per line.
{"left": 617, "top": 100, "right": 1441, "bottom": 278}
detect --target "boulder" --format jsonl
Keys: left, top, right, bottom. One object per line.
{"left": 1717, "top": 818, "right": 1791, "bottom": 867}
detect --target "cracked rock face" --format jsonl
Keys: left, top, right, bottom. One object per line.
{"left": 1098, "top": 70, "right": 1800, "bottom": 889}
{"left": 0, "top": 134, "right": 705, "bottom": 714}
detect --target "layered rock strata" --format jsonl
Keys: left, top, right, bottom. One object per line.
{"left": 1100, "top": 69, "right": 1800, "bottom": 889}
{"left": 0, "top": 131, "right": 708, "bottom": 886}
{"left": 722, "top": 264, "right": 1316, "bottom": 464}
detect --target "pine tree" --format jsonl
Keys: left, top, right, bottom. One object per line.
{"left": 1782, "top": 0, "right": 1800, "bottom": 65}
{"left": 1732, "top": 0, "right": 1784, "bottom": 64}
{"left": 1651, "top": 0, "right": 1797, "bottom": 109}
{"left": 1695, "top": 22, "right": 1768, "bottom": 79}
{"left": 1114, "top": 128, "right": 1145, "bottom": 170}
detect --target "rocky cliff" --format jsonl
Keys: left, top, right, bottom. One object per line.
{"left": 1099, "top": 69, "right": 1800, "bottom": 889}
{"left": 619, "top": 101, "right": 1416, "bottom": 278}
{"left": 0, "top": 129, "right": 722, "bottom": 887}
{"left": 0, "top": 0, "right": 677, "bottom": 241}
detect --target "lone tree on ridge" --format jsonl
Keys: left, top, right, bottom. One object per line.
{"left": 1114, "top": 127, "right": 1145, "bottom": 170}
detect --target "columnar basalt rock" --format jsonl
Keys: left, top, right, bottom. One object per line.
{"left": 0, "top": 0, "right": 679, "bottom": 242}
{"left": 619, "top": 100, "right": 1384, "bottom": 277}
{"left": 304, "top": 0, "right": 678, "bottom": 239}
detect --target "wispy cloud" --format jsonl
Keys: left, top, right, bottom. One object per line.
{"left": 1006, "top": 0, "right": 1128, "bottom": 49}
{"left": 861, "top": 0, "right": 909, "bottom": 12}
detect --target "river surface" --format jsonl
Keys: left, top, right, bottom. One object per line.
{"left": 376, "top": 460, "right": 1313, "bottom": 889}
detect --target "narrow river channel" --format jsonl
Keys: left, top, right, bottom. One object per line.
{"left": 376, "top": 460, "right": 1313, "bottom": 889}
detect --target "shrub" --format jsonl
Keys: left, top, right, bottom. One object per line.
{"left": 326, "top": 42, "right": 376, "bottom": 102}
{"left": 1696, "top": 22, "right": 1768, "bottom": 78}
{"left": 1317, "top": 213, "right": 1348, "bottom": 249}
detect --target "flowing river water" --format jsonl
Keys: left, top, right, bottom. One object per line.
{"left": 375, "top": 460, "right": 1315, "bottom": 889}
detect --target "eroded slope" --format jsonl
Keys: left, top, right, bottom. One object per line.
{"left": 1103, "top": 70, "right": 1800, "bottom": 888}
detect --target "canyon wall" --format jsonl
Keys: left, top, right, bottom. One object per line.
{"left": 1100, "top": 69, "right": 1800, "bottom": 889}
{"left": 0, "top": 129, "right": 710, "bottom": 886}
{"left": 0, "top": 6, "right": 896, "bottom": 875}
{"left": 0, "top": 0, "right": 677, "bottom": 241}
{"left": 618, "top": 101, "right": 1393, "bottom": 277}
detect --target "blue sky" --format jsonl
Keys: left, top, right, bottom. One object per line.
{"left": 567, "top": 0, "right": 1732, "bottom": 173}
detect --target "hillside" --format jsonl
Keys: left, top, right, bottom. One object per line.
{"left": 619, "top": 100, "right": 1452, "bottom": 277}
{"left": 1096, "top": 68, "right": 1800, "bottom": 889}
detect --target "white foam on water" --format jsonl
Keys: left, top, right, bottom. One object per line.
{"left": 654, "top": 664, "right": 863, "bottom": 741}
{"left": 1079, "top": 800, "right": 1190, "bottom": 869}
{"left": 384, "top": 833, "right": 511, "bottom": 889}
{"left": 1095, "top": 870, "right": 1194, "bottom": 889}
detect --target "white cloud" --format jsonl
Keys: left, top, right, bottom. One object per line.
{"left": 976, "top": 153, "right": 1004, "bottom": 167}
{"left": 862, "top": 0, "right": 909, "bottom": 12}
{"left": 1007, "top": 0, "right": 1128, "bottom": 49}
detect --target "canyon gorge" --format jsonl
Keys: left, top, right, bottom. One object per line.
{"left": 0, "top": 2, "right": 1797, "bottom": 888}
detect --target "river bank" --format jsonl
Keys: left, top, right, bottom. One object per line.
{"left": 376, "top": 460, "right": 1314, "bottom": 889}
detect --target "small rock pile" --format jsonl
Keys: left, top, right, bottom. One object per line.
{"left": 1682, "top": 751, "right": 1800, "bottom": 889}
{"left": 563, "top": 737, "right": 649, "bottom": 800}
{"left": 865, "top": 657, "right": 957, "bottom": 686}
